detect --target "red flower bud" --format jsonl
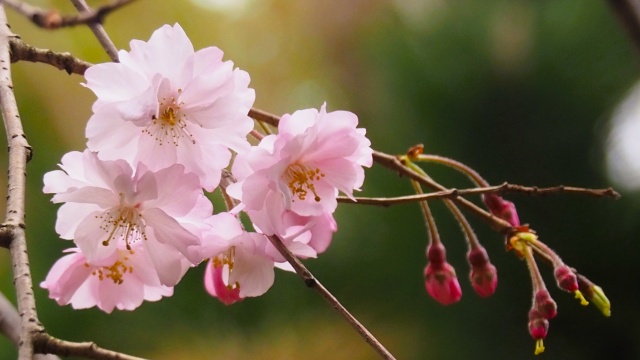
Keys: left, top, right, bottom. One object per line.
{"left": 424, "top": 262, "right": 462, "bottom": 306}
{"left": 534, "top": 289, "right": 557, "bottom": 319}
{"left": 554, "top": 265, "right": 578, "bottom": 293}
{"left": 482, "top": 194, "right": 520, "bottom": 227}
{"left": 467, "top": 246, "right": 498, "bottom": 297}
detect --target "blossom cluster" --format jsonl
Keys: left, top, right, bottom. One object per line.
{"left": 41, "top": 24, "right": 372, "bottom": 312}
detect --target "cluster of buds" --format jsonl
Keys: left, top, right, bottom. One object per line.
{"left": 509, "top": 225, "right": 610, "bottom": 354}
{"left": 402, "top": 146, "right": 610, "bottom": 355}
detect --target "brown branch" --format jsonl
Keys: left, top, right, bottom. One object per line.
{"left": 338, "top": 183, "right": 620, "bottom": 207}
{"left": 267, "top": 235, "right": 396, "bottom": 360}
{"left": 33, "top": 333, "right": 147, "bottom": 360}
{"left": 9, "top": 37, "right": 92, "bottom": 75}
{"left": 69, "top": 0, "right": 119, "bottom": 61}
{"left": 0, "top": 4, "right": 41, "bottom": 359}
{"left": 248, "top": 108, "right": 281, "bottom": 127}
{"left": 2, "top": 0, "right": 136, "bottom": 29}
{"left": 605, "top": 0, "right": 640, "bottom": 57}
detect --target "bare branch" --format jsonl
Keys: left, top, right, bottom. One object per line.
{"left": 33, "top": 333, "right": 147, "bottom": 360}
{"left": 9, "top": 37, "right": 92, "bottom": 75}
{"left": 267, "top": 235, "right": 396, "bottom": 360}
{"left": 249, "top": 107, "right": 280, "bottom": 127}
{"left": 69, "top": 0, "right": 119, "bottom": 61}
{"left": 2, "top": 0, "right": 136, "bottom": 29}
{"left": 0, "top": 4, "right": 41, "bottom": 359}
{"left": 338, "top": 183, "right": 620, "bottom": 207}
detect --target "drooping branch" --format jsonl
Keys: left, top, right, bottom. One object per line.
{"left": 2, "top": 0, "right": 136, "bottom": 30}
{"left": 266, "top": 235, "right": 396, "bottom": 360}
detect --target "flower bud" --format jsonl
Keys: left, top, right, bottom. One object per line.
{"left": 482, "top": 194, "right": 520, "bottom": 227}
{"left": 426, "top": 242, "right": 447, "bottom": 265}
{"left": 424, "top": 262, "right": 462, "bottom": 306}
{"left": 467, "top": 246, "right": 498, "bottom": 297}
{"left": 554, "top": 265, "right": 578, "bottom": 292}
{"left": 534, "top": 289, "right": 557, "bottom": 319}
{"left": 528, "top": 308, "right": 549, "bottom": 355}
{"left": 577, "top": 274, "right": 611, "bottom": 317}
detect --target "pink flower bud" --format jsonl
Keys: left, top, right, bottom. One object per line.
{"left": 467, "top": 246, "right": 498, "bottom": 298}
{"left": 534, "top": 289, "right": 557, "bottom": 319}
{"left": 482, "top": 194, "right": 520, "bottom": 227}
{"left": 424, "top": 262, "right": 462, "bottom": 305}
{"left": 528, "top": 309, "right": 549, "bottom": 340}
{"left": 554, "top": 265, "right": 578, "bottom": 292}
{"left": 426, "top": 242, "right": 447, "bottom": 265}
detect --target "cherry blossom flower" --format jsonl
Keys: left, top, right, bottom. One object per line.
{"left": 40, "top": 243, "right": 176, "bottom": 313}
{"left": 198, "top": 213, "right": 275, "bottom": 304}
{"left": 43, "top": 150, "right": 211, "bottom": 286}
{"left": 227, "top": 103, "right": 372, "bottom": 237}
{"left": 83, "top": 23, "right": 255, "bottom": 191}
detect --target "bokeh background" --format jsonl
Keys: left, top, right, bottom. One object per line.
{"left": 1, "top": 0, "right": 639, "bottom": 359}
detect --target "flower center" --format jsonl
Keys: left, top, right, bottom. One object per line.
{"left": 282, "top": 163, "right": 325, "bottom": 202}
{"left": 212, "top": 247, "right": 239, "bottom": 291}
{"left": 98, "top": 193, "right": 147, "bottom": 250}
{"left": 143, "top": 92, "right": 196, "bottom": 146}
{"left": 89, "top": 251, "right": 134, "bottom": 285}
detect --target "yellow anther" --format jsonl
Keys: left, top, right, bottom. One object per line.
{"left": 574, "top": 290, "right": 589, "bottom": 306}
{"left": 517, "top": 232, "right": 538, "bottom": 244}
{"left": 534, "top": 339, "right": 545, "bottom": 355}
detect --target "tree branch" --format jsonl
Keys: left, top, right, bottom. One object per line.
{"left": 0, "top": 4, "right": 42, "bottom": 359}
{"left": 9, "top": 37, "right": 92, "bottom": 75}
{"left": 69, "top": 0, "right": 119, "bottom": 61}
{"left": 338, "top": 183, "right": 620, "bottom": 207}
{"left": 2, "top": 0, "right": 136, "bottom": 29}
{"left": 33, "top": 333, "right": 147, "bottom": 360}
{"left": 267, "top": 235, "right": 396, "bottom": 360}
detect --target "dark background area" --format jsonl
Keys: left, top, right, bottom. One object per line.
{"left": 0, "top": 0, "right": 638, "bottom": 359}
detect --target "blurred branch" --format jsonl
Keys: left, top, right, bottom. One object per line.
{"left": 267, "top": 235, "right": 396, "bottom": 360}
{"left": 0, "top": 4, "right": 41, "bottom": 359}
{"left": 605, "top": 0, "right": 640, "bottom": 56}
{"left": 0, "top": 293, "right": 60, "bottom": 360}
{"left": 9, "top": 37, "right": 91, "bottom": 75}
{"left": 338, "top": 183, "right": 620, "bottom": 206}
{"left": 2, "top": 0, "right": 136, "bottom": 29}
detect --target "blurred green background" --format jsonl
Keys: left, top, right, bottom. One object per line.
{"left": 1, "top": 0, "right": 639, "bottom": 359}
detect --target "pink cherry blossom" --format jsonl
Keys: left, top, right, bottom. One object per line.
{"left": 40, "top": 243, "right": 175, "bottom": 313}
{"left": 227, "top": 103, "right": 372, "bottom": 237}
{"left": 43, "top": 150, "right": 211, "bottom": 286}
{"left": 199, "top": 213, "right": 275, "bottom": 303}
{"left": 83, "top": 23, "right": 255, "bottom": 191}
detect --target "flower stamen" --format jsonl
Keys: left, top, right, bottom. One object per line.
{"left": 283, "top": 163, "right": 325, "bottom": 202}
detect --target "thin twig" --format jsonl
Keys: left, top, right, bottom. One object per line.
{"left": 0, "top": 5, "right": 41, "bottom": 359}
{"left": 267, "top": 235, "right": 396, "bottom": 360}
{"left": 9, "top": 37, "right": 92, "bottom": 75}
{"left": 2, "top": 0, "right": 136, "bottom": 29}
{"left": 337, "top": 183, "right": 620, "bottom": 207}
{"left": 69, "top": 0, "right": 119, "bottom": 61}
{"left": 249, "top": 108, "right": 281, "bottom": 127}
{"left": 372, "top": 151, "right": 514, "bottom": 233}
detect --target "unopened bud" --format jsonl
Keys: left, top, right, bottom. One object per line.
{"left": 577, "top": 274, "right": 611, "bottom": 317}
{"left": 424, "top": 262, "right": 462, "bottom": 306}
{"left": 534, "top": 289, "right": 557, "bottom": 319}
{"left": 467, "top": 246, "right": 498, "bottom": 297}
{"left": 554, "top": 265, "right": 578, "bottom": 292}
{"left": 528, "top": 309, "right": 549, "bottom": 355}
{"left": 482, "top": 194, "right": 520, "bottom": 227}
